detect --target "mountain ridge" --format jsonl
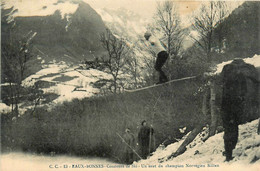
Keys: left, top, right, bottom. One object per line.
{"left": 1, "top": 0, "right": 108, "bottom": 64}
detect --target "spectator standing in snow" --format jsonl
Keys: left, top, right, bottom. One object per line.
{"left": 138, "top": 120, "right": 154, "bottom": 159}
{"left": 122, "top": 128, "right": 135, "bottom": 164}
{"left": 144, "top": 32, "right": 168, "bottom": 84}
{"left": 221, "top": 59, "right": 247, "bottom": 162}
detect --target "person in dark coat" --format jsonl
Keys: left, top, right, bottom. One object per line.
{"left": 221, "top": 59, "right": 247, "bottom": 162}
{"left": 144, "top": 32, "right": 168, "bottom": 84}
{"left": 122, "top": 128, "right": 135, "bottom": 164}
{"left": 138, "top": 120, "right": 154, "bottom": 159}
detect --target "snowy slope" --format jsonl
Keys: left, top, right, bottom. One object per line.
{"left": 20, "top": 59, "right": 141, "bottom": 109}
{"left": 95, "top": 7, "right": 150, "bottom": 57}
{"left": 212, "top": 54, "right": 260, "bottom": 75}
{"left": 2, "top": 0, "right": 79, "bottom": 20}
{"left": 20, "top": 60, "right": 113, "bottom": 111}
{"left": 134, "top": 54, "right": 260, "bottom": 170}
{"left": 138, "top": 119, "right": 260, "bottom": 170}
{"left": 95, "top": 7, "right": 148, "bottom": 41}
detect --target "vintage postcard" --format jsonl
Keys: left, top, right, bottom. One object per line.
{"left": 1, "top": 0, "right": 259, "bottom": 170}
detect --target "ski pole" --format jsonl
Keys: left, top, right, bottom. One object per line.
{"left": 149, "top": 93, "right": 162, "bottom": 153}
{"left": 116, "top": 132, "right": 142, "bottom": 160}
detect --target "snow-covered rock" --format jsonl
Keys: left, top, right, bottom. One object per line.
{"left": 213, "top": 54, "right": 260, "bottom": 75}
{"left": 0, "top": 103, "right": 11, "bottom": 114}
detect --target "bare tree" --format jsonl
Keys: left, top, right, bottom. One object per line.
{"left": 132, "top": 38, "right": 158, "bottom": 86}
{"left": 100, "top": 29, "right": 129, "bottom": 93}
{"left": 214, "top": 2, "right": 229, "bottom": 53}
{"left": 124, "top": 54, "right": 139, "bottom": 89}
{"left": 192, "top": 1, "right": 229, "bottom": 138}
{"left": 2, "top": 31, "right": 40, "bottom": 115}
{"left": 153, "top": 1, "right": 185, "bottom": 80}
{"left": 192, "top": 1, "right": 229, "bottom": 60}
{"left": 155, "top": 1, "right": 184, "bottom": 59}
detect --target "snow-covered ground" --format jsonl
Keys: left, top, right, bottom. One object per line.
{"left": 1, "top": 58, "right": 142, "bottom": 114}
{"left": 137, "top": 119, "right": 260, "bottom": 171}
{"left": 0, "top": 152, "right": 116, "bottom": 171}
{"left": 1, "top": 120, "right": 259, "bottom": 171}
{"left": 1, "top": 61, "right": 113, "bottom": 114}
{"left": 22, "top": 61, "right": 112, "bottom": 106}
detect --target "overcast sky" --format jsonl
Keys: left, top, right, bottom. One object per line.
{"left": 86, "top": 0, "right": 201, "bottom": 19}
{"left": 86, "top": 0, "right": 243, "bottom": 21}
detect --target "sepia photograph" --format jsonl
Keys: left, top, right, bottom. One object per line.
{"left": 0, "top": 0, "right": 259, "bottom": 170}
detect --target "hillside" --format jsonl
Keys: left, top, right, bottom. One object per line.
{"left": 96, "top": 7, "right": 148, "bottom": 41}
{"left": 1, "top": 1, "right": 259, "bottom": 169}
{"left": 220, "top": 1, "right": 260, "bottom": 59}
{"left": 95, "top": 7, "right": 152, "bottom": 76}
{"left": 138, "top": 119, "right": 260, "bottom": 170}
{"left": 179, "top": 1, "right": 260, "bottom": 78}
{"left": 1, "top": 0, "right": 107, "bottom": 63}
{"left": 132, "top": 54, "right": 260, "bottom": 170}
{"left": 1, "top": 119, "right": 259, "bottom": 171}
{"left": 1, "top": 60, "right": 114, "bottom": 113}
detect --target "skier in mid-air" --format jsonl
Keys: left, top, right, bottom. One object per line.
{"left": 144, "top": 32, "right": 168, "bottom": 84}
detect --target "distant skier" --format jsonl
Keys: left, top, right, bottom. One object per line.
{"left": 138, "top": 120, "right": 154, "bottom": 159}
{"left": 221, "top": 59, "right": 247, "bottom": 162}
{"left": 122, "top": 128, "right": 135, "bottom": 164}
{"left": 144, "top": 32, "right": 168, "bottom": 84}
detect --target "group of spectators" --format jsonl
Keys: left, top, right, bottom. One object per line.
{"left": 121, "top": 120, "right": 154, "bottom": 164}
